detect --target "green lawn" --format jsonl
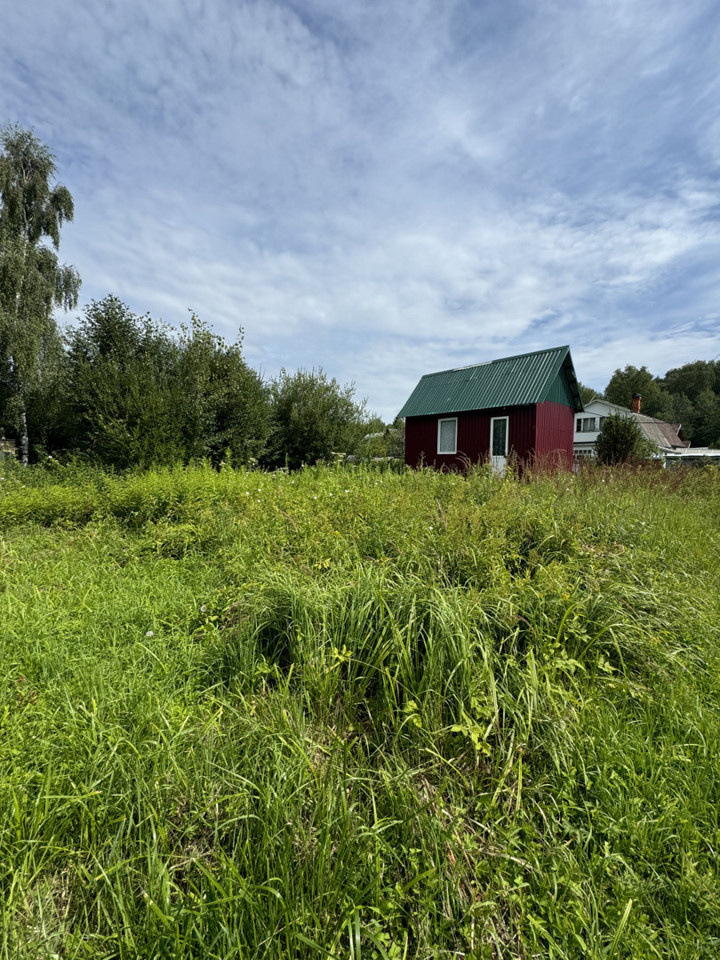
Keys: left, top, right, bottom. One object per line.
{"left": 1, "top": 462, "right": 719, "bottom": 958}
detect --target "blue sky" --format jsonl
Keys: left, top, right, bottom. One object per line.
{"left": 2, "top": 0, "right": 719, "bottom": 419}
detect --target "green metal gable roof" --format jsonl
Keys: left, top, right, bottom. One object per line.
{"left": 398, "top": 346, "right": 583, "bottom": 418}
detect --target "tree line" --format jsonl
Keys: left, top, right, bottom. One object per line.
{"left": 2, "top": 291, "right": 379, "bottom": 470}
{"left": 0, "top": 124, "right": 392, "bottom": 469}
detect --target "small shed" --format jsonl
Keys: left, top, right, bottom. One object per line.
{"left": 398, "top": 346, "right": 583, "bottom": 472}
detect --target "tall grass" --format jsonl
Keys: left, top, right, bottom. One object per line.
{"left": 1, "top": 462, "right": 719, "bottom": 957}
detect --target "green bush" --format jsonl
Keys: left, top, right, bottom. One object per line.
{"left": 595, "top": 412, "right": 656, "bottom": 464}
{"left": 264, "top": 368, "right": 367, "bottom": 469}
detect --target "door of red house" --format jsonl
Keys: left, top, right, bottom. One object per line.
{"left": 490, "top": 416, "right": 509, "bottom": 475}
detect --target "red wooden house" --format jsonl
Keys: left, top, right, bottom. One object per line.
{"left": 398, "top": 346, "right": 583, "bottom": 471}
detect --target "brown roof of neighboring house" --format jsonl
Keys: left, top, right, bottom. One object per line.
{"left": 634, "top": 413, "right": 689, "bottom": 450}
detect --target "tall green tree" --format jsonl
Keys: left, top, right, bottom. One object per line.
{"left": 64, "top": 297, "right": 182, "bottom": 468}
{"left": 692, "top": 390, "right": 720, "bottom": 447}
{"left": 654, "top": 391, "right": 696, "bottom": 440}
{"left": 0, "top": 125, "right": 80, "bottom": 462}
{"left": 662, "top": 360, "right": 720, "bottom": 405}
{"left": 654, "top": 360, "right": 720, "bottom": 446}
{"left": 174, "top": 316, "right": 270, "bottom": 466}
{"left": 63, "top": 297, "right": 270, "bottom": 469}
{"left": 604, "top": 365, "right": 663, "bottom": 416}
{"left": 264, "top": 368, "right": 366, "bottom": 470}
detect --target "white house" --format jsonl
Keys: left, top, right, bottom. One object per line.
{"left": 573, "top": 397, "right": 689, "bottom": 461}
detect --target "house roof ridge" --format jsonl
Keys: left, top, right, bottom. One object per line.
{"left": 419, "top": 344, "right": 571, "bottom": 379}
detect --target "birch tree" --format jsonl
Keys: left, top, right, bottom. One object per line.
{"left": 0, "top": 124, "right": 80, "bottom": 463}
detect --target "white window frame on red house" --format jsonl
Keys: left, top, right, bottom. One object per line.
{"left": 437, "top": 417, "right": 458, "bottom": 455}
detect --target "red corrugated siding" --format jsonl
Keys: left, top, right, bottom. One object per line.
{"left": 535, "top": 401, "right": 574, "bottom": 468}
{"left": 405, "top": 405, "right": 537, "bottom": 469}
{"left": 405, "top": 402, "right": 573, "bottom": 470}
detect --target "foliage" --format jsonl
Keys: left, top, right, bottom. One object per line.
{"left": 63, "top": 296, "right": 183, "bottom": 468}
{"left": 604, "top": 364, "right": 663, "bottom": 415}
{"left": 264, "top": 367, "right": 367, "bottom": 469}
{"left": 663, "top": 358, "right": 720, "bottom": 403}
{"left": 577, "top": 380, "right": 598, "bottom": 406}
{"left": 0, "top": 124, "right": 80, "bottom": 462}
{"left": 173, "top": 315, "right": 270, "bottom": 466}
{"left": 595, "top": 412, "right": 656, "bottom": 464}
{"left": 603, "top": 359, "right": 720, "bottom": 447}
{"left": 0, "top": 464, "right": 719, "bottom": 956}
{"left": 386, "top": 417, "right": 406, "bottom": 458}
{"left": 360, "top": 416, "right": 406, "bottom": 461}
{"left": 655, "top": 363, "right": 720, "bottom": 447}
{"left": 61, "top": 298, "right": 270, "bottom": 469}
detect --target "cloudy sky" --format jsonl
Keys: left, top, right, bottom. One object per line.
{"left": 2, "top": 0, "right": 719, "bottom": 419}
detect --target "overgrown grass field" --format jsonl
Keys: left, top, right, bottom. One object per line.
{"left": 1, "top": 462, "right": 719, "bottom": 959}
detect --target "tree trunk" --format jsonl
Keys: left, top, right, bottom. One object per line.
{"left": 20, "top": 404, "right": 29, "bottom": 466}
